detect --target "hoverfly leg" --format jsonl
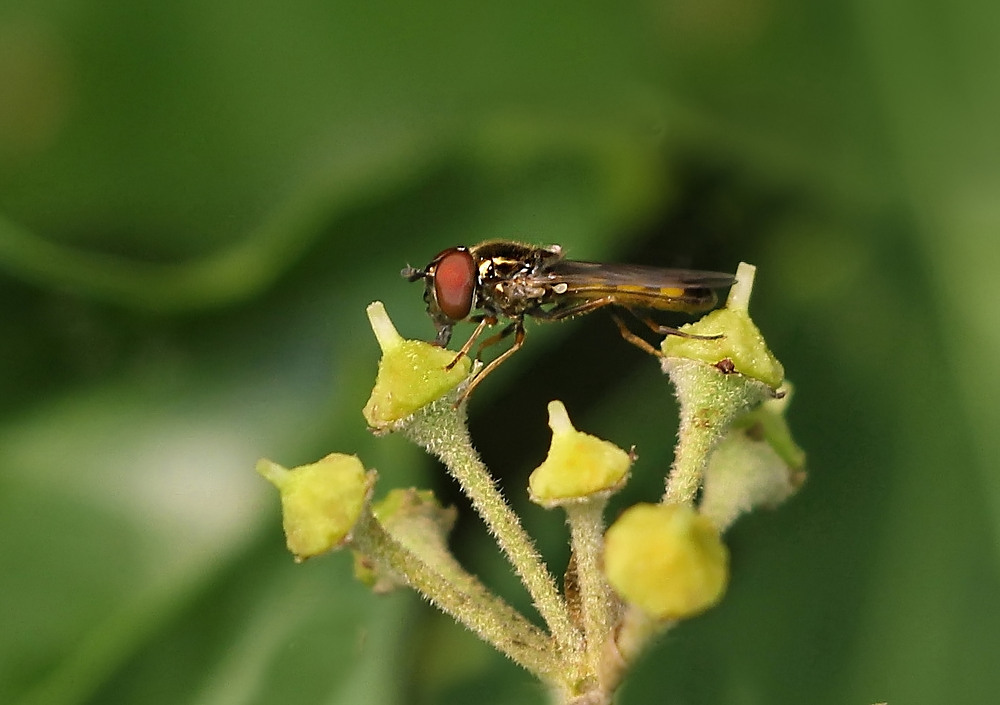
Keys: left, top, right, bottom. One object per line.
{"left": 637, "top": 313, "right": 723, "bottom": 341}
{"left": 473, "top": 322, "right": 517, "bottom": 360}
{"left": 447, "top": 316, "right": 495, "bottom": 370}
{"left": 456, "top": 322, "right": 526, "bottom": 405}
{"left": 434, "top": 323, "right": 454, "bottom": 347}
{"left": 610, "top": 312, "right": 662, "bottom": 357}
{"left": 534, "top": 295, "right": 615, "bottom": 322}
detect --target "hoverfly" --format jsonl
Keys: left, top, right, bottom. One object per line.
{"left": 402, "top": 240, "right": 734, "bottom": 401}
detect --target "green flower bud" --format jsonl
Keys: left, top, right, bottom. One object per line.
{"left": 604, "top": 503, "right": 728, "bottom": 620}
{"left": 353, "top": 488, "right": 458, "bottom": 592}
{"left": 374, "top": 487, "right": 456, "bottom": 529}
{"left": 362, "top": 301, "right": 472, "bottom": 431}
{"left": 660, "top": 263, "right": 787, "bottom": 505}
{"left": 257, "top": 454, "right": 371, "bottom": 561}
{"left": 528, "top": 401, "right": 631, "bottom": 507}
{"left": 661, "top": 263, "right": 784, "bottom": 390}
{"left": 701, "top": 388, "right": 806, "bottom": 530}
{"left": 733, "top": 383, "right": 806, "bottom": 472}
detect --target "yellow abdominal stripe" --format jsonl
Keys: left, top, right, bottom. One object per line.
{"left": 611, "top": 284, "right": 685, "bottom": 297}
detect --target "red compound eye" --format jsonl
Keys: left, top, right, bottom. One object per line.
{"left": 432, "top": 248, "right": 476, "bottom": 321}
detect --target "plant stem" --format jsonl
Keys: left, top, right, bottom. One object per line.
{"left": 616, "top": 607, "right": 670, "bottom": 673}
{"left": 564, "top": 501, "right": 617, "bottom": 676}
{"left": 663, "top": 402, "right": 719, "bottom": 505}
{"left": 352, "top": 507, "right": 561, "bottom": 680}
{"left": 403, "top": 397, "right": 583, "bottom": 657}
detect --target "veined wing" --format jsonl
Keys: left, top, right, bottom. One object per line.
{"left": 536, "top": 260, "right": 735, "bottom": 313}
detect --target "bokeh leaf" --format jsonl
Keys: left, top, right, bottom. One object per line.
{"left": 2, "top": 0, "right": 999, "bottom": 704}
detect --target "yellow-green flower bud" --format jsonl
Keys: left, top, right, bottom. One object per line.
{"left": 661, "top": 263, "right": 784, "bottom": 389}
{"left": 604, "top": 503, "right": 728, "bottom": 620}
{"left": 257, "top": 454, "right": 371, "bottom": 561}
{"left": 528, "top": 400, "right": 631, "bottom": 507}
{"left": 363, "top": 301, "right": 472, "bottom": 431}
{"left": 660, "top": 264, "right": 788, "bottom": 505}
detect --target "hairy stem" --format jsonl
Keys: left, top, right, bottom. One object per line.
{"left": 564, "top": 502, "right": 618, "bottom": 676}
{"left": 352, "top": 507, "right": 561, "bottom": 679}
{"left": 403, "top": 396, "right": 583, "bottom": 658}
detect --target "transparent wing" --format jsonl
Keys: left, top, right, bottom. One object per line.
{"left": 543, "top": 260, "right": 734, "bottom": 288}
{"left": 531, "top": 260, "right": 735, "bottom": 313}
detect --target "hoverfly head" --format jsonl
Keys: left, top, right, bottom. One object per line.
{"left": 423, "top": 246, "right": 477, "bottom": 324}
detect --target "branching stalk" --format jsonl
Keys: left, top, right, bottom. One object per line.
{"left": 352, "top": 507, "right": 562, "bottom": 680}
{"left": 402, "top": 396, "right": 583, "bottom": 658}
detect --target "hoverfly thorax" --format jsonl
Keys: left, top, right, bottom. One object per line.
{"left": 469, "top": 241, "right": 564, "bottom": 317}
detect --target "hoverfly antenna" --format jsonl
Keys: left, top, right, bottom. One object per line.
{"left": 401, "top": 265, "right": 426, "bottom": 282}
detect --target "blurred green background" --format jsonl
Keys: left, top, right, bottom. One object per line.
{"left": 2, "top": 1, "right": 998, "bottom": 703}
